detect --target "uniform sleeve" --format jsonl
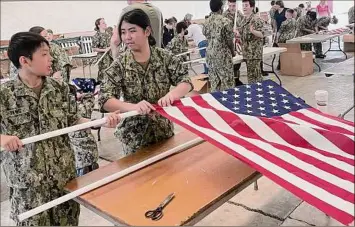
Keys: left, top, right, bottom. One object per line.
{"left": 279, "top": 19, "right": 289, "bottom": 33}
{"left": 50, "top": 45, "right": 62, "bottom": 73}
{"left": 254, "top": 18, "right": 265, "bottom": 36}
{"left": 98, "top": 60, "right": 124, "bottom": 111}
{"left": 63, "top": 83, "right": 81, "bottom": 126}
{"left": 92, "top": 33, "right": 100, "bottom": 49}
{"left": 166, "top": 54, "right": 193, "bottom": 91}
{"left": 222, "top": 19, "right": 234, "bottom": 43}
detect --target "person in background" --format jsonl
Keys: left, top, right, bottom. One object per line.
{"left": 223, "top": 0, "right": 244, "bottom": 86}
{"left": 203, "top": 0, "right": 235, "bottom": 91}
{"left": 47, "top": 29, "right": 54, "bottom": 42}
{"left": 348, "top": 6, "right": 354, "bottom": 24}
{"left": 92, "top": 18, "right": 112, "bottom": 83}
{"left": 100, "top": 9, "right": 194, "bottom": 156}
{"left": 1, "top": 32, "right": 120, "bottom": 226}
{"left": 273, "top": 0, "right": 288, "bottom": 38}
{"left": 294, "top": 4, "right": 305, "bottom": 19}
{"left": 162, "top": 17, "right": 175, "bottom": 48}
{"left": 237, "top": 0, "right": 264, "bottom": 84}
{"left": 187, "top": 22, "right": 208, "bottom": 74}
{"left": 166, "top": 21, "right": 189, "bottom": 62}
{"left": 296, "top": 11, "right": 318, "bottom": 52}
{"left": 316, "top": 0, "right": 331, "bottom": 18}
{"left": 278, "top": 9, "right": 297, "bottom": 44}
{"left": 184, "top": 13, "right": 193, "bottom": 26}
{"left": 313, "top": 15, "right": 338, "bottom": 58}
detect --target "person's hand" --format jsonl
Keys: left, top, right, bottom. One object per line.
{"left": 158, "top": 92, "right": 179, "bottom": 107}
{"left": 1, "top": 135, "right": 23, "bottom": 152}
{"left": 103, "top": 110, "right": 121, "bottom": 128}
{"left": 133, "top": 100, "right": 156, "bottom": 114}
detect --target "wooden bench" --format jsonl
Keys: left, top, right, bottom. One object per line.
{"left": 65, "top": 129, "right": 260, "bottom": 226}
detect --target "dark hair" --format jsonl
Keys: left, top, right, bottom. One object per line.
{"left": 275, "top": 0, "right": 284, "bottom": 8}
{"left": 164, "top": 17, "right": 175, "bottom": 24}
{"left": 271, "top": 0, "right": 275, "bottom": 6}
{"left": 119, "top": 9, "right": 156, "bottom": 46}
{"left": 176, "top": 21, "right": 187, "bottom": 34}
{"left": 8, "top": 32, "right": 49, "bottom": 69}
{"left": 228, "top": 0, "right": 237, "bottom": 3}
{"left": 286, "top": 8, "right": 294, "bottom": 14}
{"left": 242, "top": 0, "right": 256, "bottom": 8}
{"left": 307, "top": 11, "right": 317, "bottom": 20}
{"left": 47, "top": 29, "right": 53, "bottom": 34}
{"left": 299, "top": 3, "right": 305, "bottom": 8}
{"left": 210, "top": 0, "right": 223, "bottom": 12}
{"left": 95, "top": 18, "right": 103, "bottom": 31}
{"left": 172, "top": 17, "right": 178, "bottom": 23}
{"left": 254, "top": 7, "right": 259, "bottom": 13}
{"left": 29, "top": 26, "right": 45, "bottom": 34}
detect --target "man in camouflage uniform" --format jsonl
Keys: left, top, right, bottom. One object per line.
{"left": 223, "top": 0, "right": 244, "bottom": 86}
{"left": 277, "top": 9, "right": 297, "bottom": 43}
{"left": 294, "top": 4, "right": 305, "bottom": 20}
{"left": 92, "top": 28, "right": 113, "bottom": 83}
{"left": 237, "top": 0, "right": 264, "bottom": 84}
{"left": 296, "top": 11, "right": 318, "bottom": 52}
{"left": 165, "top": 21, "right": 189, "bottom": 62}
{"left": 313, "top": 16, "right": 338, "bottom": 57}
{"left": 203, "top": 0, "right": 235, "bottom": 92}
{"left": 349, "top": 6, "right": 354, "bottom": 24}
{"left": 99, "top": 47, "right": 193, "bottom": 156}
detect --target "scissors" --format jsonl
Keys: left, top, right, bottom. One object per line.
{"left": 145, "top": 193, "right": 175, "bottom": 221}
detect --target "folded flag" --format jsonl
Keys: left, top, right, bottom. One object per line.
{"left": 156, "top": 80, "right": 354, "bottom": 225}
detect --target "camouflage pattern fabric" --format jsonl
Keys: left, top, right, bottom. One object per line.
{"left": 237, "top": 14, "right": 264, "bottom": 84}
{"left": 296, "top": 15, "right": 317, "bottom": 51}
{"left": 92, "top": 31, "right": 113, "bottom": 83}
{"left": 348, "top": 6, "right": 354, "bottom": 24}
{"left": 278, "top": 18, "right": 297, "bottom": 43}
{"left": 165, "top": 36, "right": 189, "bottom": 62}
{"left": 0, "top": 76, "right": 80, "bottom": 225}
{"left": 294, "top": 7, "right": 303, "bottom": 20}
{"left": 203, "top": 12, "right": 234, "bottom": 92}
{"left": 99, "top": 47, "right": 193, "bottom": 156}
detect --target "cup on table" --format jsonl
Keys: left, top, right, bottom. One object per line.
{"left": 315, "top": 90, "right": 328, "bottom": 112}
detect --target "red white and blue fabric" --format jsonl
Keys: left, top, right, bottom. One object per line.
{"left": 156, "top": 80, "right": 354, "bottom": 225}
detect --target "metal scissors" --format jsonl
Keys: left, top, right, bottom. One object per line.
{"left": 145, "top": 193, "right": 175, "bottom": 221}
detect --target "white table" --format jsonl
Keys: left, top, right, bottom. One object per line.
{"left": 183, "top": 47, "right": 287, "bottom": 85}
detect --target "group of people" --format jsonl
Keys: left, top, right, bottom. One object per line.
{"left": 1, "top": 0, "right": 354, "bottom": 226}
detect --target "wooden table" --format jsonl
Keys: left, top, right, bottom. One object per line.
{"left": 65, "top": 130, "right": 260, "bottom": 226}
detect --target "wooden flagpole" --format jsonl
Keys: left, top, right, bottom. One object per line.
{"left": 94, "top": 47, "right": 111, "bottom": 67}
{"left": 0, "top": 111, "right": 139, "bottom": 152}
{"left": 175, "top": 47, "right": 207, "bottom": 57}
{"left": 18, "top": 137, "right": 204, "bottom": 221}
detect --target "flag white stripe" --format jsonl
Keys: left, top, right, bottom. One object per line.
{"left": 164, "top": 106, "right": 355, "bottom": 215}
{"left": 298, "top": 109, "right": 354, "bottom": 133}
{"left": 182, "top": 104, "right": 354, "bottom": 192}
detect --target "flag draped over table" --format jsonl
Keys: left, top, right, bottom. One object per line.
{"left": 156, "top": 80, "right": 355, "bottom": 225}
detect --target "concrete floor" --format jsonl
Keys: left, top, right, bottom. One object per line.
{"left": 1, "top": 43, "right": 353, "bottom": 226}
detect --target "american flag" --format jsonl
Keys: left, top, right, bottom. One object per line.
{"left": 321, "top": 27, "right": 350, "bottom": 35}
{"left": 156, "top": 80, "right": 354, "bottom": 225}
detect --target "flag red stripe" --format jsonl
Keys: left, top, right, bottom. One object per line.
{"left": 307, "top": 108, "right": 355, "bottom": 127}
{"left": 157, "top": 107, "right": 355, "bottom": 225}
{"left": 290, "top": 111, "right": 354, "bottom": 135}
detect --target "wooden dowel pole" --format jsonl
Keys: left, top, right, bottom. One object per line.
{"left": 176, "top": 47, "right": 207, "bottom": 57}
{"left": 94, "top": 47, "right": 111, "bottom": 67}
{"left": 18, "top": 137, "right": 204, "bottom": 221}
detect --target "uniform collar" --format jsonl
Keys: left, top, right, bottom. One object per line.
{"left": 14, "top": 75, "right": 56, "bottom": 99}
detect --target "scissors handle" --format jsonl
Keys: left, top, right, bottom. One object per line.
{"left": 145, "top": 209, "right": 163, "bottom": 221}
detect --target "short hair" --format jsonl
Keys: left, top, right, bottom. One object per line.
{"left": 275, "top": 0, "right": 284, "bottom": 8}
{"left": 307, "top": 11, "right": 317, "bottom": 20}
{"left": 242, "top": 0, "right": 256, "bottom": 8}
{"left": 210, "top": 0, "right": 223, "bottom": 12}
{"left": 271, "top": 0, "right": 275, "bottom": 6}
{"left": 298, "top": 3, "right": 305, "bottom": 8}
{"left": 228, "top": 0, "right": 237, "bottom": 3}
{"left": 8, "top": 32, "right": 49, "bottom": 69}
{"left": 176, "top": 21, "right": 187, "bottom": 34}
{"left": 29, "top": 26, "right": 45, "bottom": 34}
{"left": 286, "top": 8, "right": 294, "bottom": 14}
{"left": 254, "top": 7, "right": 259, "bottom": 13}
{"left": 47, "top": 29, "right": 53, "bottom": 34}
{"left": 164, "top": 17, "right": 175, "bottom": 24}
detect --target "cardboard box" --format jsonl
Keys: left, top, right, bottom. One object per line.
{"left": 343, "top": 34, "right": 355, "bottom": 43}
{"left": 278, "top": 43, "right": 314, "bottom": 77}
{"left": 343, "top": 34, "right": 355, "bottom": 52}
{"left": 191, "top": 74, "right": 209, "bottom": 94}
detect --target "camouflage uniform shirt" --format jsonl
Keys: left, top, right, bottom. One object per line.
{"left": 316, "top": 16, "right": 331, "bottom": 30}
{"left": 296, "top": 15, "right": 317, "bottom": 37}
{"left": 165, "top": 36, "right": 189, "bottom": 61}
{"left": 278, "top": 18, "right": 297, "bottom": 43}
{"left": 92, "top": 31, "right": 113, "bottom": 82}
{"left": 99, "top": 47, "right": 193, "bottom": 156}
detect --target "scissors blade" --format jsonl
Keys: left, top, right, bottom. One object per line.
{"left": 159, "top": 193, "right": 175, "bottom": 208}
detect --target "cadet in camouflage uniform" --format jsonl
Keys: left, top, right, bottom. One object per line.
{"left": 313, "top": 16, "right": 338, "bottom": 57}
{"left": 277, "top": 9, "right": 297, "bottom": 43}
{"left": 165, "top": 21, "right": 189, "bottom": 62}
{"left": 92, "top": 18, "right": 113, "bottom": 83}
{"left": 349, "top": 6, "right": 354, "bottom": 24}
{"left": 1, "top": 32, "right": 121, "bottom": 226}
{"left": 296, "top": 11, "right": 318, "bottom": 52}
{"left": 294, "top": 4, "right": 305, "bottom": 20}
{"left": 203, "top": 0, "right": 235, "bottom": 92}
{"left": 223, "top": 0, "right": 244, "bottom": 86}
{"left": 237, "top": 0, "right": 265, "bottom": 84}
{"left": 99, "top": 9, "right": 193, "bottom": 156}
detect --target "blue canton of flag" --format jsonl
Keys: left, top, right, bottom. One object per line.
{"left": 211, "top": 80, "right": 310, "bottom": 117}
{"left": 72, "top": 78, "right": 97, "bottom": 93}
